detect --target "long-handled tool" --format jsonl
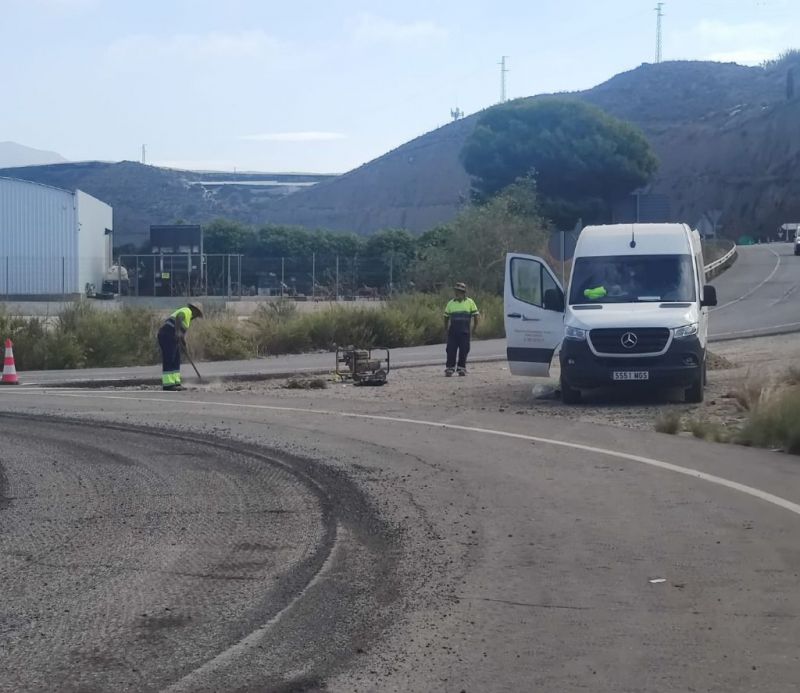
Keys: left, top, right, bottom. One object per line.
{"left": 181, "top": 341, "right": 204, "bottom": 382}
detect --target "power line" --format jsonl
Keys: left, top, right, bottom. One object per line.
{"left": 655, "top": 3, "right": 665, "bottom": 63}
{"left": 499, "top": 55, "right": 509, "bottom": 102}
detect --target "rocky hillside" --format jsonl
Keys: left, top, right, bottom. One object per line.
{"left": 3, "top": 57, "right": 800, "bottom": 243}
{"left": 263, "top": 58, "right": 800, "bottom": 239}
{"left": 0, "top": 161, "right": 333, "bottom": 247}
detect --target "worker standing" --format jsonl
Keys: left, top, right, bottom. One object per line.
{"left": 444, "top": 282, "right": 479, "bottom": 376}
{"left": 157, "top": 302, "right": 203, "bottom": 391}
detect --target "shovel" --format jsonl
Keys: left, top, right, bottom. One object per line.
{"left": 181, "top": 341, "right": 204, "bottom": 382}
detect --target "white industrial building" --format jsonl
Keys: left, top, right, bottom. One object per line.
{"left": 0, "top": 177, "right": 112, "bottom": 297}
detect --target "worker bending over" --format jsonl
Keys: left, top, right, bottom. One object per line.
{"left": 158, "top": 303, "right": 203, "bottom": 391}
{"left": 443, "top": 282, "right": 480, "bottom": 376}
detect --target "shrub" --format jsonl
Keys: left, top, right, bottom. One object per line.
{"left": 190, "top": 318, "right": 256, "bottom": 361}
{"left": 655, "top": 411, "right": 682, "bottom": 434}
{"left": 738, "top": 388, "right": 800, "bottom": 454}
{"left": 687, "top": 418, "right": 728, "bottom": 443}
{"left": 728, "top": 376, "right": 769, "bottom": 412}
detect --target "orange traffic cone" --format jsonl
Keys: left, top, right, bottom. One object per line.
{"left": 2, "top": 339, "right": 19, "bottom": 385}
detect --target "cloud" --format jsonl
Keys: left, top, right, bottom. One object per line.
{"left": 351, "top": 13, "right": 447, "bottom": 44}
{"left": 239, "top": 132, "right": 347, "bottom": 142}
{"left": 704, "top": 49, "right": 778, "bottom": 66}
{"left": 693, "top": 20, "right": 786, "bottom": 44}
{"left": 682, "top": 20, "right": 790, "bottom": 65}
{"left": 108, "top": 30, "right": 280, "bottom": 63}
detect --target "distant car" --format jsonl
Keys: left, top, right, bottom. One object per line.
{"left": 795, "top": 236, "right": 800, "bottom": 256}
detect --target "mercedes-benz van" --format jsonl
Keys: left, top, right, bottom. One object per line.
{"left": 503, "top": 223, "right": 718, "bottom": 403}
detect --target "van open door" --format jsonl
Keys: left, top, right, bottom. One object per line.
{"left": 504, "top": 253, "right": 565, "bottom": 377}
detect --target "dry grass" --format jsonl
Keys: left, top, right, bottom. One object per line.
{"left": 654, "top": 410, "right": 682, "bottom": 435}
{"left": 738, "top": 386, "right": 800, "bottom": 454}
{"left": 727, "top": 374, "right": 771, "bottom": 411}
{"left": 687, "top": 418, "right": 729, "bottom": 443}
{"left": 284, "top": 377, "right": 328, "bottom": 390}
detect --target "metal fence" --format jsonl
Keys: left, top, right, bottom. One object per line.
{"left": 117, "top": 253, "right": 409, "bottom": 299}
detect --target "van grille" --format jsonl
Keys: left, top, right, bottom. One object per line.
{"left": 589, "top": 328, "right": 671, "bottom": 355}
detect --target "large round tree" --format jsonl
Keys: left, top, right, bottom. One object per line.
{"left": 460, "top": 98, "right": 658, "bottom": 227}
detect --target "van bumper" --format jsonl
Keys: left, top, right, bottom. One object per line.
{"left": 559, "top": 336, "right": 704, "bottom": 389}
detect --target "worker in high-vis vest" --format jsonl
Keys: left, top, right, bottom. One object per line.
{"left": 157, "top": 303, "right": 203, "bottom": 391}
{"left": 443, "top": 282, "right": 480, "bottom": 377}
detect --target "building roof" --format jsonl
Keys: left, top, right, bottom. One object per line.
{"left": 0, "top": 175, "right": 76, "bottom": 196}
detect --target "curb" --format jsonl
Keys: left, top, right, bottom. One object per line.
{"left": 22, "top": 355, "right": 508, "bottom": 389}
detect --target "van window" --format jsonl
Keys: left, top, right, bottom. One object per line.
{"left": 510, "top": 257, "right": 543, "bottom": 306}
{"left": 569, "top": 254, "right": 696, "bottom": 304}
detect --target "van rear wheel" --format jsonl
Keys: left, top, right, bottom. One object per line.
{"left": 560, "top": 376, "right": 582, "bottom": 404}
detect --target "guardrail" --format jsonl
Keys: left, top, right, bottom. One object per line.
{"left": 704, "top": 244, "right": 737, "bottom": 279}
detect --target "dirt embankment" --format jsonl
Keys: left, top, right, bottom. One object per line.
{"left": 201, "top": 333, "right": 796, "bottom": 437}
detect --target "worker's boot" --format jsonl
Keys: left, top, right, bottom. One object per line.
{"left": 457, "top": 367, "right": 467, "bottom": 376}
{"left": 445, "top": 368, "right": 454, "bottom": 377}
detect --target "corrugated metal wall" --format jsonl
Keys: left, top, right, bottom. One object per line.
{"left": 0, "top": 177, "right": 79, "bottom": 295}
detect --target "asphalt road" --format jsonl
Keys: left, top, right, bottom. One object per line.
{"left": 710, "top": 243, "right": 800, "bottom": 339}
{"left": 0, "top": 414, "right": 399, "bottom": 692}
{"left": 16, "top": 243, "right": 799, "bottom": 388}
{"left": 1, "top": 389, "right": 800, "bottom": 691}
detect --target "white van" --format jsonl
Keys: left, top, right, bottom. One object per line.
{"left": 504, "top": 223, "right": 718, "bottom": 403}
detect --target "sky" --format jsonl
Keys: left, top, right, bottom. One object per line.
{"left": 2, "top": 0, "right": 798, "bottom": 173}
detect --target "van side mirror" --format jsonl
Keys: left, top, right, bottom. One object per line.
{"left": 701, "top": 285, "right": 717, "bottom": 308}
{"left": 543, "top": 288, "right": 565, "bottom": 313}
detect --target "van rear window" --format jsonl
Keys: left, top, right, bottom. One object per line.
{"left": 569, "top": 254, "right": 696, "bottom": 304}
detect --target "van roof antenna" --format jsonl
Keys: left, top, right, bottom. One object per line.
{"left": 629, "top": 225, "right": 637, "bottom": 249}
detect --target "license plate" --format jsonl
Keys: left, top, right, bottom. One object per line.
{"left": 613, "top": 371, "right": 649, "bottom": 381}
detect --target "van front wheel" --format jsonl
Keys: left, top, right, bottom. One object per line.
{"left": 560, "top": 376, "right": 582, "bottom": 404}
{"left": 685, "top": 365, "right": 705, "bottom": 404}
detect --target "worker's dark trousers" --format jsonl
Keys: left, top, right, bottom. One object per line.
{"left": 157, "top": 324, "right": 182, "bottom": 389}
{"left": 446, "top": 331, "right": 470, "bottom": 370}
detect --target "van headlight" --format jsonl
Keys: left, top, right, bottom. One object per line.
{"left": 674, "top": 323, "right": 699, "bottom": 339}
{"left": 565, "top": 326, "right": 587, "bottom": 341}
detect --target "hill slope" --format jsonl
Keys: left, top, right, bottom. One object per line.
{"left": 0, "top": 162, "right": 333, "bottom": 246}
{"left": 3, "top": 58, "right": 800, "bottom": 243}
{"left": 262, "top": 59, "right": 800, "bottom": 238}
{"left": 0, "top": 141, "right": 67, "bottom": 168}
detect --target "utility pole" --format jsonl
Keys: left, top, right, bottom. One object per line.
{"left": 141, "top": 144, "right": 147, "bottom": 165}
{"left": 655, "top": 3, "right": 665, "bottom": 64}
{"left": 499, "top": 56, "right": 509, "bottom": 102}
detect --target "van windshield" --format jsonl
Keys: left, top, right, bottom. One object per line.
{"left": 569, "top": 254, "right": 696, "bottom": 304}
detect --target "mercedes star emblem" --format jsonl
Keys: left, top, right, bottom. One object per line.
{"left": 621, "top": 332, "right": 638, "bottom": 349}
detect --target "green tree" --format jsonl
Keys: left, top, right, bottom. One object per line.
{"left": 411, "top": 180, "right": 547, "bottom": 294}
{"left": 203, "top": 218, "right": 254, "bottom": 253}
{"left": 362, "top": 229, "right": 416, "bottom": 290}
{"left": 460, "top": 98, "right": 658, "bottom": 227}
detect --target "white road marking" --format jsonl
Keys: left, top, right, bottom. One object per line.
{"left": 711, "top": 246, "right": 781, "bottom": 312}
{"left": 8, "top": 390, "right": 800, "bottom": 518}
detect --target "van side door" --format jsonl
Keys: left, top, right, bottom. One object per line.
{"left": 504, "top": 253, "right": 565, "bottom": 377}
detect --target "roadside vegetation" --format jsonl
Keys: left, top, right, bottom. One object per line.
{"left": 0, "top": 292, "right": 505, "bottom": 371}
{"left": 3, "top": 98, "right": 664, "bottom": 371}
{"left": 655, "top": 367, "right": 800, "bottom": 455}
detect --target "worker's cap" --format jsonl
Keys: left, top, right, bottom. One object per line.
{"left": 187, "top": 302, "right": 204, "bottom": 318}
{"left": 454, "top": 282, "right": 467, "bottom": 292}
